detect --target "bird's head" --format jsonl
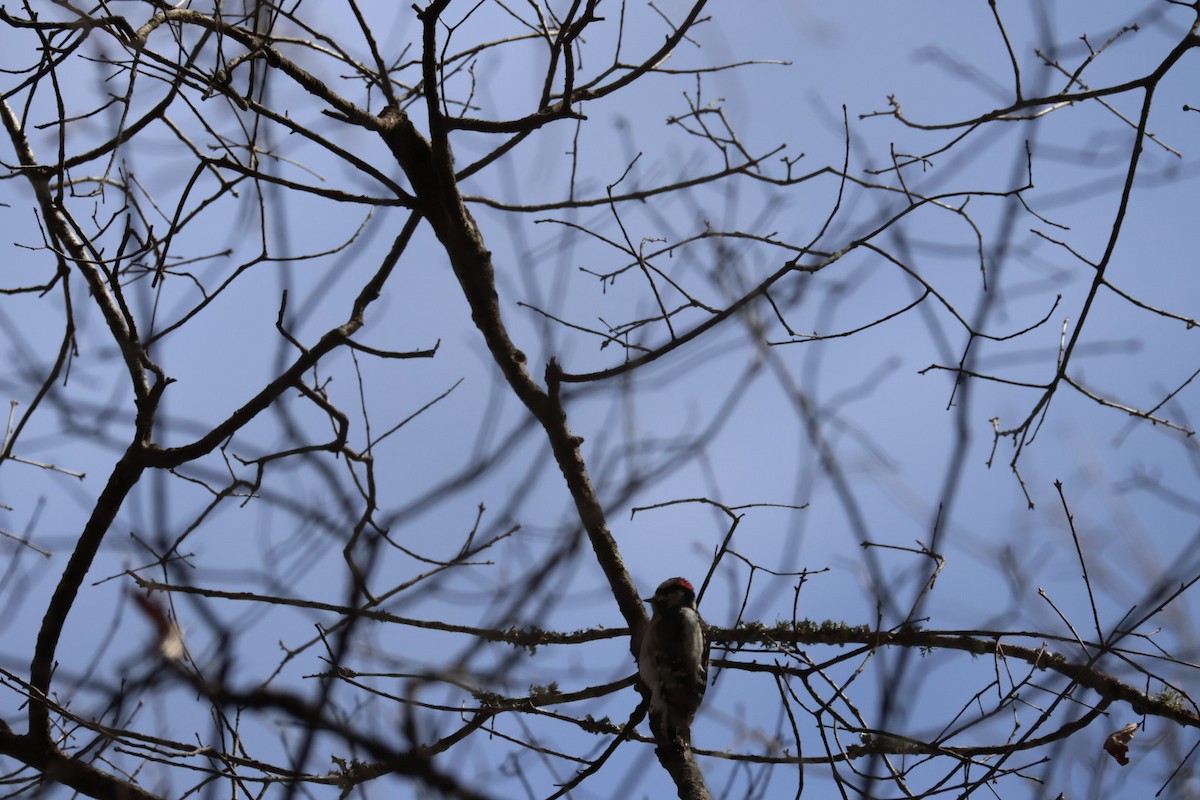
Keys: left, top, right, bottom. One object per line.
{"left": 644, "top": 577, "right": 697, "bottom": 611}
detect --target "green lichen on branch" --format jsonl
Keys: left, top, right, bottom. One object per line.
{"left": 713, "top": 618, "right": 871, "bottom": 647}
{"left": 473, "top": 689, "right": 504, "bottom": 709}
{"left": 330, "top": 755, "right": 372, "bottom": 791}
{"left": 579, "top": 714, "right": 622, "bottom": 735}
{"left": 503, "top": 624, "right": 550, "bottom": 654}
{"left": 528, "top": 682, "right": 562, "bottom": 703}
{"left": 1153, "top": 685, "right": 1186, "bottom": 713}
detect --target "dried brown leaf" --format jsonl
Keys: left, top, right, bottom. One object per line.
{"left": 1103, "top": 722, "right": 1139, "bottom": 766}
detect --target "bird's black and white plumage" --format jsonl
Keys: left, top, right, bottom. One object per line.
{"left": 638, "top": 577, "right": 709, "bottom": 748}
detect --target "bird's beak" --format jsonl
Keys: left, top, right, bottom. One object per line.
{"left": 642, "top": 596, "right": 653, "bottom": 603}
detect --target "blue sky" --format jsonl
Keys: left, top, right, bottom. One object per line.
{"left": 2, "top": 2, "right": 1200, "bottom": 798}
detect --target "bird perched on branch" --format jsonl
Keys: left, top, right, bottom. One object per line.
{"left": 638, "top": 577, "right": 709, "bottom": 748}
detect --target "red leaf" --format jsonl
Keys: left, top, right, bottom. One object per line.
{"left": 130, "top": 590, "right": 186, "bottom": 661}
